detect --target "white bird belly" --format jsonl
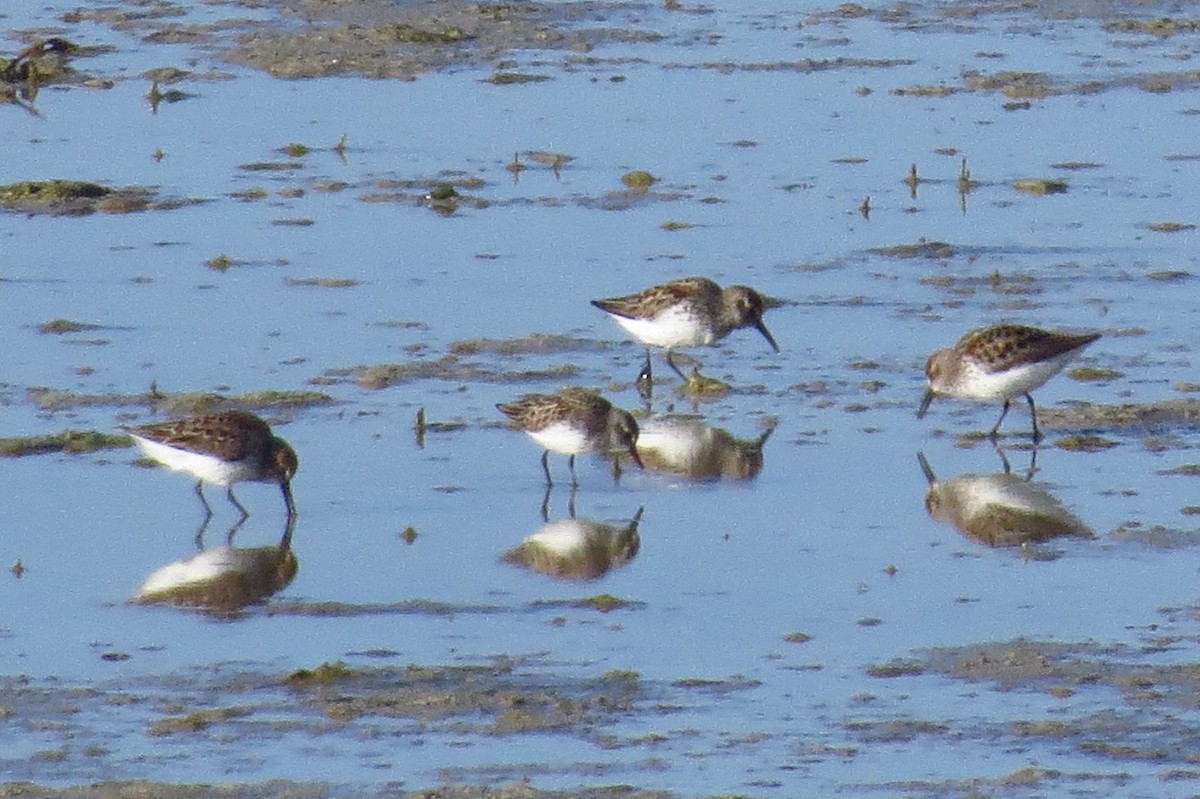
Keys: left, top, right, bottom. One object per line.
{"left": 131, "top": 436, "right": 253, "bottom": 486}
{"left": 527, "top": 422, "right": 591, "bottom": 455}
{"left": 611, "top": 305, "right": 711, "bottom": 348}
{"left": 954, "top": 352, "right": 1079, "bottom": 401}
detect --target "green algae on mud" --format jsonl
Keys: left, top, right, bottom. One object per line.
{"left": 1044, "top": 398, "right": 1200, "bottom": 431}
{"left": 449, "top": 333, "right": 606, "bottom": 357}
{"left": 284, "top": 277, "right": 359, "bottom": 288}
{"left": 486, "top": 71, "right": 551, "bottom": 84}
{"left": 865, "top": 658, "right": 926, "bottom": 678}
{"left": 148, "top": 706, "right": 255, "bottom": 737}
{"left": 287, "top": 660, "right": 357, "bottom": 684}
{"left": 358, "top": 174, "right": 489, "bottom": 214}
{"left": 0, "top": 430, "right": 130, "bottom": 457}
{"left": 0, "top": 783, "right": 681, "bottom": 799}
{"left": 843, "top": 637, "right": 1200, "bottom": 787}
{"left": 1012, "top": 177, "right": 1069, "bottom": 195}
{"left": 26, "top": 386, "right": 336, "bottom": 415}
{"left": 0, "top": 783, "right": 333, "bottom": 799}
{"left": 0, "top": 180, "right": 108, "bottom": 201}
{"left": 215, "top": 0, "right": 664, "bottom": 79}
{"left": 1103, "top": 16, "right": 1200, "bottom": 36}
{"left": 938, "top": 399, "right": 1200, "bottom": 441}
{"left": 283, "top": 659, "right": 643, "bottom": 732}
{"left": 620, "top": 170, "right": 657, "bottom": 188}
{"left": 1053, "top": 434, "right": 1119, "bottom": 452}
{"left": 0, "top": 658, "right": 653, "bottom": 762}
{"left": 676, "top": 369, "right": 733, "bottom": 399}
{"left": 37, "top": 318, "right": 102, "bottom": 335}
{"left": 0, "top": 180, "right": 201, "bottom": 216}
{"left": 342, "top": 355, "right": 580, "bottom": 390}
{"left": 1067, "top": 366, "right": 1122, "bottom": 381}
{"left": 1147, "top": 221, "right": 1196, "bottom": 233}
{"left": 870, "top": 240, "right": 956, "bottom": 259}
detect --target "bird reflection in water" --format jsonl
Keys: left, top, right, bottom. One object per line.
{"left": 635, "top": 415, "right": 775, "bottom": 482}
{"left": 917, "top": 449, "right": 1093, "bottom": 551}
{"left": 130, "top": 515, "right": 298, "bottom": 617}
{"left": 501, "top": 490, "right": 642, "bottom": 581}
{"left": 2, "top": 38, "right": 77, "bottom": 115}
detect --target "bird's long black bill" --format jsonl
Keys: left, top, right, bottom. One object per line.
{"left": 916, "top": 451, "right": 937, "bottom": 485}
{"left": 754, "top": 318, "right": 780, "bottom": 353}
{"left": 916, "top": 387, "right": 935, "bottom": 419}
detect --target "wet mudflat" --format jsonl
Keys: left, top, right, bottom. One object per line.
{"left": 4, "top": 0, "right": 1200, "bottom": 795}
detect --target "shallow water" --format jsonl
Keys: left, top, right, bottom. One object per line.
{"left": 4, "top": 0, "right": 1200, "bottom": 795}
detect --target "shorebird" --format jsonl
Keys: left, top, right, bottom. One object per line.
{"left": 497, "top": 387, "right": 643, "bottom": 486}
{"left": 917, "top": 324, "right": 1100, "bottom": 441}
{"left": 591, "top": 276, "right": 779, "bottom": 389}
{"left": 125, "top": 410, "right": 298, "bottom": 520}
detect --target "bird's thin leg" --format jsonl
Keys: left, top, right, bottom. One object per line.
{"left": 989, "top": 400, "right": 1011, "bottom": 440}
{"left": 194, "top": 480, "right": 214, "bottom": 520}
{"left": 540, "top": 485, "right": 552, "bottom": 522}
{"left": 665, "top": 349, "right": 689, "bottom": 381}
{"left": 636, "top": 350, "right": 654, "bottom": 398}
{"left": 567, "top": 485, "right": 577, "bottom": 519}
{"left": 279, "top": 514, "right": 296, "bottom": 552}
{"left": 226, "top": 486, "right": 250, "bottom": 521}
{"left": 225, "top": 514, "right": 246, "bottom": 544}
{"left": 992, "top": 441, "right": 1013, "bottom": 475}
{"left": 1025, "top": 393, "right": 1042, "bottom": 443}
{"left": 568, "top": 454, "right": 579, "bottom": 488}
{"left": 281, "top": 483, "right": 297, "bottom": 519}
{"left": 540, "top": 450, "right": 554, "bottom": 487}
{"left": 193, "top": 514, "right": 210, "bottom": 551}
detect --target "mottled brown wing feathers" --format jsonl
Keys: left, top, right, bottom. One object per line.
{"left": 497, "top": 394, "right": 557, "bottom": 430}
{"left": 590, "top": 296, "right": 638, "bottom": 319}
{"left": 129, "top": 411, "right": 268, "bottom": 461}
{"left": 497, "top": 390, "right": 608, "bottom": 433}
{"left": 592, "top": 277, "right": 714, "bottom": 320}
{"left": 964, "top": 325, "right": 1099, "bottom": 374}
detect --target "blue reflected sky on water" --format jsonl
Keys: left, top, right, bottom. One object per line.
{"left": 3, "top": 0, "right": 1200, "bottom": 793}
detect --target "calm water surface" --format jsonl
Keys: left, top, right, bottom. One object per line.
{"left": 3, "top": 0, "right": 1200, "bottom": 794}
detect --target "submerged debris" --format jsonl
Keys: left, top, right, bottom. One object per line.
{"left": 1012, "top": 178, "right": 1068, "bottom": 195}
{"left": 38, "top": 318, "right": 102, "bottom": 335}
{"left": 870, "top": 240, "right": 956, "bottom": 259}
{"left": 677, "top": 369, "right": 733, "bottom": 399}
{"left": 621, "top": 170, "right": 657, "bottom": 188}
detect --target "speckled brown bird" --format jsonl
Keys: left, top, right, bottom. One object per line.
{"left": 497, "top": 387, "right": 643, "bottom": 486}
{"left": 591, "top": 276, "right": 779, "bottom": 382}
{"left": 917, "top": 324, "right": 1101, "bottom": 441}
{"left": 125, "top": 410, "right": 298, "bottom": 519}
